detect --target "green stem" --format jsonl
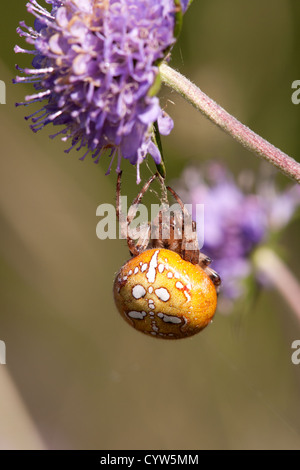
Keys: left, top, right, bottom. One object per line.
{"left": 253, "top": 247, "right": 300, "bottom": 323}
{"left": 160, "top": 63, "right": 300, "bottom": 184}
{"left": 173, "top": 0, "right": 183, "bottom": 39}
{"left": 152, "top": 121, "right": 166, "bottom": 179}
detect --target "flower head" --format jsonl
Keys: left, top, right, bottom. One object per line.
{"left": 176, "top": 163, "right": 300, "bottom": 301}
{"left": 14, "top": 0, "right": 181, "bottom": 182}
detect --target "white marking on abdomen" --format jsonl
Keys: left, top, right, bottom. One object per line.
{"left": 155, "top": 287, "right": 170, "bottom": 302}
{"left": 167, "top": 272, "right": 173, "bottom": 278}
{"left": 128, "top": 310, "right": 146, "bottom": 320}
{"left": 146, "top": 250, "right": 159, "bottom": 283}
{"left": 132, "top": 284, "right": 146, "bottom": 299}
{"left": 157, "top": 312, "right": 181, "bottom": 324}
{"left": 176, "top": 281, "right": 184, "bottom": 289}
{"left": 134, "top": 267, "right": 139, "bottom": 274}
{"left": 148, "top": 286, "right": 153, "bottom": 294}
{"left": 184, "top": 291, "right": 191, "bottom": 302}
{"left": 141, "top": 263, "right": 148, "bottom": 272}
{"left": 158, "top": 264, "right": 165, "bottom": 273}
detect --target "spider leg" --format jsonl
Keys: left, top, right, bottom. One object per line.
{"left": 116, "top": 171, "right": 122, "bottom": 222}
{"left": 116, "top": 171, "right": 141, "bottom": 256}
{"left": 191, "top": 220, "right": 211, "bottom": 265}
{"left": 127, "top": 236, "right": 140, "bottom": 257}
{"left": 116, "top": 171, "right": 128, "bottom": 241}
{"left": 150, "top": 210, "right": 167, "bottom": 249}
{"left": 167, "top": 185, "right": 201, "bottom": 262}
{"left": 118, "top": 172, "right": 157, "bottom": 257}
{"left": 127, "top": 173, "right": 158, "bottom": 226}
{"left": 199, "top": 251, "right": 212, "bottom": 267}
{"left": 205, "top": 266, "right": 221, "bottom": 291}
{"left": 134, "top": 222, "right": 151, "bottom": 254}
{"left": 167, "top": 185, "right": 221, "bottom": 292}
{"left": 166, "top": 185, "right": 186, "bottom": 212}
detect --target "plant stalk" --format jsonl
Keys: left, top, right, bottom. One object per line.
{"left": 253, "top": 247, "right": 300, "bottom": 323}
{"left": 160, "top": 63, "right": 300, "bottom": 184}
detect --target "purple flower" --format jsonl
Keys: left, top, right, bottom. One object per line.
{"left": 176, "top": 163, "right": 300, "bottom": 301}
{"left": 180, "top": 0, "right": 190, "bottom": 13}
{"left": 14, "top": 0, "right": 179, "bottom": 183}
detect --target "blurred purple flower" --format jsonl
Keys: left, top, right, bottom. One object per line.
{"left": 14, "top": 0, "right": 180, "bottom": 183}
{"left": 180, "top": 0, "right": 190, "bottom": 13}
{"left": 176, "top": 163, "right": 300, "bottom": 300}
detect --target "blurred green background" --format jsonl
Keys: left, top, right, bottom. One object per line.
{"left": 0, "top": 0, "right": 300, "bottom": 450}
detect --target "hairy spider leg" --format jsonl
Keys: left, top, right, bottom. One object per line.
{"left": 167, "top": 185, "right": 220, "bottom": 289}
{"left": 116, "top": 172, "right": 158, "bottom": 256}
{"left": 166, "top": 185, "right": 202, "bottom": 263}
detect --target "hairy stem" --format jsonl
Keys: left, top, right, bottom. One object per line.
{"left": 253, "top": 247, "right": 300, "bottom": 323}
{"left": 160, "top": 64, "right": 300, "bottom": 184}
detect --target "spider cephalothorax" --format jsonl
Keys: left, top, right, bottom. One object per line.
{"left": 113, "top": 173, "right": 221, "bottom": 339}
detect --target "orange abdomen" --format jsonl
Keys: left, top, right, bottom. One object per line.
{"left": 113, "top": 248, "right": 218, "bottom": 339}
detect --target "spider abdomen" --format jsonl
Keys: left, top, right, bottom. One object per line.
{"left": 113, "top": 248, "right": 217, "bottom": 339}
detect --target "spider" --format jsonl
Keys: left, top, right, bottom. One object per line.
{"left": 113, "top": 172, "right": 221, "bottom": 339}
